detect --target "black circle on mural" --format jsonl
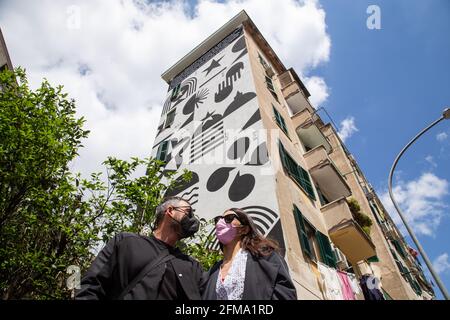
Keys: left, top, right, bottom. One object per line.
{"left": 227, "top": 137, "right": 250, "bottom": 160}
{"left": 206, "top": 167, "right": 234, "bottom": 192}
{"left": 228, "top": 171, "right": 255, "bottom": 202}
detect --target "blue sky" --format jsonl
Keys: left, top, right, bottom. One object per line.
{"left": 1, "top": 0, "right": 449, "bottom": 298}
{"left": 316, "top": 0, "right": 450, "bottom": 299}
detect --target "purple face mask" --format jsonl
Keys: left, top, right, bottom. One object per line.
{"left": 215, "top": 218, "right": 237, "bottom": 245}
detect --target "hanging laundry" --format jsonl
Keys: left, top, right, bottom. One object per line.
{"left": 347, "top": 273, "right": 362, "bottom": 297}
{"left": 359, "top": 274, "right": 385, "bottom": 300}
{"left": 337, "top": 271, "right": 356, "bottom": 300}
{"left": 317, "top": 262, "right": 344, "bottom": 300}
{"left": 311, "top": 263, "right": 327, "bottom": 300}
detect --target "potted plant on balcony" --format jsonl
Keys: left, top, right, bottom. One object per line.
{"left": 347, "top": 198, "right": 373, "bottom": 237}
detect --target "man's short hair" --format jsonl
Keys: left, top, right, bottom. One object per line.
{"left": 152, "top": 196, "right": 191, "bottom": 230}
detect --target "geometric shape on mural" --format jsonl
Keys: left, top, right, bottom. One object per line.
{"left": 190, "top": 119, "right": 225, "bottom": 163}
{"left": 227, "top": 136, "right": 250, "bottom": 160}
{"left": 245, "top": 142, "right": 269, "bottom": 166}
{"left": 203, "top": 56, "right": 224, "bottom": 77}
{"left": 231, "top": 35, "right": 247, "bottom": 64}
{"left": 241, "top": 108, "right": 261, "bottom": 131}
{"left": 183, "top": 88, "right": 209, "bottom": 115}
{"left": 228, "top": 171, "right": 255, "bottom": 202}
{"left": 164, "top": 171, "right": 200, "bottom": 198}
{"left": 214, "top": 62, "right": 244, "bottom": 103}
{"left": 206, "top": 167, "right": 234, "bottom": 192}
{"left": 223, "top": 91, "right": 257, "bottom": 118}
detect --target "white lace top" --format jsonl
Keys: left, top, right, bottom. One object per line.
{"left": 216, "top": 249, "right": 248, "bottom": 300}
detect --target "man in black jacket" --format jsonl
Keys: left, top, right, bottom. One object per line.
{"left": 75, "top": 196, "right": 203, "bottom": 300}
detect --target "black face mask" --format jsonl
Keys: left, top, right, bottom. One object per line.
{"left": 179, "top": 214, "right": 200, "bottom": 238}
{"left": 169, "top": 213, "right": 200, "bottom": 239}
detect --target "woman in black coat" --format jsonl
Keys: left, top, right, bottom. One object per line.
{"left": 202, "top": 208, "right": 297, "bottom": 300}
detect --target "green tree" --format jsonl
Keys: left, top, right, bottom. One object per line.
{"left": 0, "top": 68, "right": 221, "bottom": 299}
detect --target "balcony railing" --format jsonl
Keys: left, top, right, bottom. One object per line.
{"left": 321, "top": 197, "right": 376, "bottom": 263}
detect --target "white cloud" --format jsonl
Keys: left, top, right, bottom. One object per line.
{"left": 436, "top": 132, "right": 448, "bottom": 142}
{"left": 433, "top": 253, "right": 450, "bottom": 274}
{"left": 425, "top": 155, "right": 437, "bottom": 168}
{"left": 0, "top": 0, "right": 331, "bottom": 178}
{"left": 379, "top": 172, "right": 449, "bottom": 236}
{"left": 337, "top": 116, "right": 358, "bottom": 142}
{"left": 304, "top": 76, "right": 329, "bottom": 107}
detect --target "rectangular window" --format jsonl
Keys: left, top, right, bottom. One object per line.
{"left": 272, "top": 105, "right": 289, "bottom": 137}
{"left": 171, "top": 83, "right": 181, "bottom": 101}
{"left": 293, "top": 205, "right": 314, "bottom": 260}
{"left": 164, "top": 109, "right": 176, "bottom": 128}
{"left": 279, "top": 141, "right": 316, "bottom": 200}
{"left": 265, "top": 75, "right": 279, "bottom": 102}
{"left": 258, "top": 53, "right": 268, "bottom": 68}
{"left": 156, "top": 140, "right": 169, "bottom": 162}
{"left": 316, "top": 230, "right": 337, "bottom": 268}
{"left": 391, "top": 239, "right": 407, "bottom": 259}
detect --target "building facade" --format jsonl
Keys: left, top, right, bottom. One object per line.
{"left": 0, "top": 27, "right": 13, "bottom": 72}
{"left": 151, "top": 11, "right": 434, "bottom": 300}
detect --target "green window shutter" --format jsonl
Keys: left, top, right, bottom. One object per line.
{"left": 278, "top": 141, "right": 288, "bottom": 169}
{"left": 392, "top": 239, "right": 407, "bottom": 258}
{"left": 279, "top": 141, "right": 316, "bottom": 200}
{"left": 280, "top": 116, "right": 289, "bottom": 136}
{"left": 316, "top": 230, "right": 337, "bottom": 268}
{"left": 298, "top": 166, "right": 316, "bottom": 200}
{"left": 272, "top": 105, "right": 289, "bottom": 137}
{"left": 367, "top": 255, "right": 380, "bottom": 263}
{"left": 156, "top": 141, "right": 169, "bottom": 162}
{"left": 293, "top": 205, "right": 312, "bottom": 259}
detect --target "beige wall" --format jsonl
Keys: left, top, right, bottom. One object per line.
{"left": 244, "top": 26, "right": 332, "bottom": 300}
{"left": 321, "top": 124, "right": 420, "bottom": 300}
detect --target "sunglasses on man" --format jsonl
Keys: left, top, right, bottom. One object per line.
{"left": 171, "top": 206, "right": 195, "bottom": 218}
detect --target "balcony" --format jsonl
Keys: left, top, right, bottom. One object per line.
{"left": 279, "top": 68, "right": 314, "bottom": 115}
{"left": 321, "top": 197, "right": 376, "bottom": 263}
{"left": 292, "top": 109, "right": 332, "bottom": 154}
{"left": 303, "top": 145, "right": 351, "bottom": 202}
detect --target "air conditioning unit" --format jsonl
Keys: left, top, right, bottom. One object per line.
{"left": 333, "top": 245, "right": 350, "bottom": 270}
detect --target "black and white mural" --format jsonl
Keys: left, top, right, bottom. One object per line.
{"left": 152, "top": 27, "right": 285, "bottom": 250}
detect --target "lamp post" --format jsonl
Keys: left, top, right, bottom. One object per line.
{"left": 388, "top": 107, "right": 450, "bottom": 300}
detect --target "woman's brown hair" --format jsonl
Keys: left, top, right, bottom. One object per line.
{"left": 227, "top": 208, "right": 279, "bottom": 257}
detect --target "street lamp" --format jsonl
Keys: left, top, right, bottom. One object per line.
{"left": 388, "top": 107, "right": 450, "bottom": 300}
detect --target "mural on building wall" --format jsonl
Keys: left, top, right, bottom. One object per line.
{"left": 152, "top": 26, "right": 285, "bottom": 252}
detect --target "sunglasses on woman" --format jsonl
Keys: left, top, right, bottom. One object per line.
{"left": 213, "top": 213, "right": 241, "bottom": 224}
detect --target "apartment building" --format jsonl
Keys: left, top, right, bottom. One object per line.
{"left": 0, "top": 27, "right": 13, "bottom": 72}
{"left": 150, "top": 10, "right": 434, "bottom": 300}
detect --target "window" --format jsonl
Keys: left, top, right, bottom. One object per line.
{"left": 316, "top": 230, "right": 337, "bottom": 268}
{"left": 279, "top": 142, "right": 316, "bottom": 200}
{"left": 265, "top": 75, "right": 279, "bottom": 102}
{"left": 170, "top": 83, "right": 181, "bottom": 101}
{"left": 258, "top": 53, "right": 268, "bottom": 68}
{"left": 293, "top": 205, "right": 337, "bottom": 267}
{"left": 293, "top": 205, "right": 314, "bottom": 260}
{"left": 156, "top": 140, "right": 169, "bottom": 162}
{"left": 272, "top": 105, "right": 289, "bottom": 137}
{"left": 391, "top": 239, "right": 407, "bottom": 259}
{"left": 164, "top": 109, "right": 176, "bottom": 128}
